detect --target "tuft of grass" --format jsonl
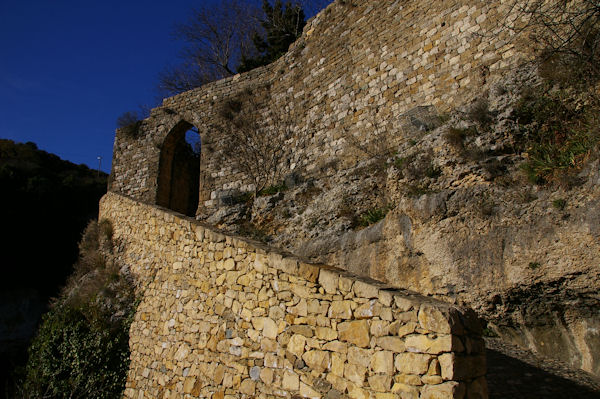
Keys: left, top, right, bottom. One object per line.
{"left": 467, "top": 98, "right": 494, "bottom": 129}
{"left": 258, "top": 183, "right": 287, "bottom": 196}
{"left": 229, "top": 192, "right": 253, "bottom": 205}
{"left": 444, "top": 126, "right": 478, "bottom": 152}
{"left": 405, "top": 183, "right": 435, "bottom": 198}
{"left": 552, "top": 198, "right": 567, "bottom": 210}
{"left": 479, "top": 196, "right": 496, "bottom": 217}
{"left": 425, "top": 164, "right": 442, "bottom": 179}
{"left": 358, "top": 205, "right": 392, "bottom": 227}
{"left": 238, "top": 221, "right": 271, "bottom": 242}
{"left": 514, "top": 87, "right": 598, "bottom": 184}
{"left": 528, "top": 261, "right": 541, "bottom": 270}
{"left": 482, "top": 327, "right": 499, "bottom": 338}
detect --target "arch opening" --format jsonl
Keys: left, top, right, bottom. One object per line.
{"left": 156, "top": 121, "right": 200, "bottom": 216}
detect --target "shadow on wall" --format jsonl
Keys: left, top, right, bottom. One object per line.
{"left": 156, "top": 121, "right": 201, "bottom": 216}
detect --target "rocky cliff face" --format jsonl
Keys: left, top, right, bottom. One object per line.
{"left": 204, "top": 67, "right": 600, "bottom": 376}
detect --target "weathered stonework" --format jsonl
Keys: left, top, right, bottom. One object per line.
{"left": 109, "top": 0, "right": 530, "bottom": 214}
{"left": 100, "top": 192, "right": 487, "bottom": 398}
{"left": 105, "top": 0, "right": 600, "bottom": 386}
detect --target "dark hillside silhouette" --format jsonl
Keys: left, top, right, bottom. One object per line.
{"left": 0, "top": 139, "right": 108, "bottom": 396}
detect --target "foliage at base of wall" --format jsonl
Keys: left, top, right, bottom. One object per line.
{"left": 16, "top": 220, "right": 137, "bottom": 399}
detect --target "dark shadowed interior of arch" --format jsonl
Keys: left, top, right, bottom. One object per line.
{"left": 156, "top": 121, "right": 200, "bottom": 216}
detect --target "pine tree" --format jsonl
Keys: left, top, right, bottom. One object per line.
{"left": 238, "top": 0, "right": 306, "bottom": 72}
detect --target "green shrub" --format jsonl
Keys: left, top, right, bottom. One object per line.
{"left": 22, "top": 305, "right": 133, "bottom": 399}
{"left": 19, "top": 220, "right": 136, "bottom": 398}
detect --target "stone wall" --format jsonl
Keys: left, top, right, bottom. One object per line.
{"left": 109, "top": 0, "right": 530, "bottom": 214}
{"left": 99, "top": 192, "right": 487, "bottom": 398}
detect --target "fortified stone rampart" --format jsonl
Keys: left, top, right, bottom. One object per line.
{"left": 110, "top": 0, "right": 529, "bottom": 214}
{"left": 100, "top": 192, "right": 487, "bottom": 398}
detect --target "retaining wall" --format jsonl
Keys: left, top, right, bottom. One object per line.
{"left": 99, "top": 192, "right": 487, "bottom": 398}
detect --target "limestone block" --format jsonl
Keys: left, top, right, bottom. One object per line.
{"left": 290, "top": 299, "right": 308, "bottom": 316}
{"left": 239, "top": 379, "right": 256, "bottom": 395}
{"left": 260, "top": 368, "right": 274, "bottom": 384}
{"left": 338, "top": 320, "right": 370, "bottom": 347}
{"left": 376, "top": 336, "right": 406, "bottom": 352}
{"left": 183, "top": 377, "right": 196, "bottom": 394}
{"left": 420, "top": 381, "right": 466, "bottom": 399}
{"left": 254, "top": 254, "right": 267, "bottom": 273}
{"left": 249, "top": 366, "right": 261, "bottom": 381}
{"left": 338, "top": 276, "right": 354, "bottom": 293}
{"left": 315, "top": 327, "right": 338, "bottom": 340}
{"left": 299, "top": 262, "right": 320, "bottom": 283}
{"left": 421, "top": 375, "right": 443, "bottom": 385}
{"left": 395, "top": 353, "right": 431, "bottom": 374}
{"left": 323, "top": 341, "right": 347, "bottom": 353}
{"left": 252, "top": 317, "right": 278, "bottom": 339}
{"left": 394, "top": 296, "right": 414, "bottom": 312}
{"left": 405, "top": 334, "right": 463, "bottom": 354}
{"left": 280, "top": 258, "right": 298, "bottom": 275}
{"left": 344, "top": 363, "right": 367, "bottom": 385}
{"left": 347, "top": 382, "right": 370, "bottom": 399}
{"left": 288, "top": 334, "right": 307, "bottom": 357}
{"left": 289, "top": 325, "right": 314, "bottom": 337}
{"left": 379, "top": 290, "right": 393, "bottom": 307}
{"left": 282, "top": 371, "right": 300, "bottom": 391}
{"left": 368, "top": 375, "right": 392, "bottom": 392}
{"left": 418, "top": 304, "right": 464, "bottom": 335}
{"left": 326, "top": 373, "right": 348, "bottom": 393}
{"left": 371, "top": 351, "right": 394, "bottom": 374}
{"left": 394, "top": 374, "right": 423, "bottom": 386}
{"left": 353, "top": 280, "right": 379, "bottom": 298}
{"left": 299, "top": 382, "right": 321, "bottom": 398}
{"left": 331, "top": 352, "right": 345, "bottom": 377}
{"left": 328, "top": 301, "right": 353, "bottom": 319}
{"left": 354, "top": 301, "right": 376, "bottom": 319}
{"left": 370, "top": 320, "right": 390, "bottom": 337}
{"left": 318, "top": 269, "right": 339, "bottom": 294}
{"left": 347, "top": 347, "right": 371, "bottom": 368}
{"left": 291, "top": 283, "right": 312, "bottom": 299}
{"left": 302, "top": 350, "right": 330, "bottom": 373}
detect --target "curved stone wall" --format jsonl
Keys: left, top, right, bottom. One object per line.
{"left": 99, "top": 193, "right": 487, "bottom": 398}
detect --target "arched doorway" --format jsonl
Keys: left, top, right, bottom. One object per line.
{"left": 156, "top": 121, "right": 200, "bottom": 216}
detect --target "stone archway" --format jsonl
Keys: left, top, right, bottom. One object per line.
{"left": 156, "top": 120, "right": 200, "bottom": 217}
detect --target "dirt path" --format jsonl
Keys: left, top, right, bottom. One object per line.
{"left": 486, "top": 338, "right": 600, "bottom": 398}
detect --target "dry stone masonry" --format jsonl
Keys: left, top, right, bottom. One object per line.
{"left": 100, "top": 193, "right": 487, "bottom": 398}
{"left": 109, "top": 0, "right": 531, "bottom": 215}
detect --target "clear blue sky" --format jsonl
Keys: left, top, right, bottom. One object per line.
{"left": 0, "top": 1, "right": 328, "bottom": 173}
{"left": 0, "top": 0, "right": 203, "bottom": 172}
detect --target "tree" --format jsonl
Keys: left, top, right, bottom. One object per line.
{"left": 238, "top": 0, "right": 306, "bottom": 73}
{"left": 500, "top": 0, "right": 600, "bottom": 85}
{"left": 213, "top": 85, "right": 309, "bottom": 195}
{"left": 158, "top": 0, "right": 262, "bottom": 96}
{"left": 159, "top": 0, "right": 332, "bottom": 96}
